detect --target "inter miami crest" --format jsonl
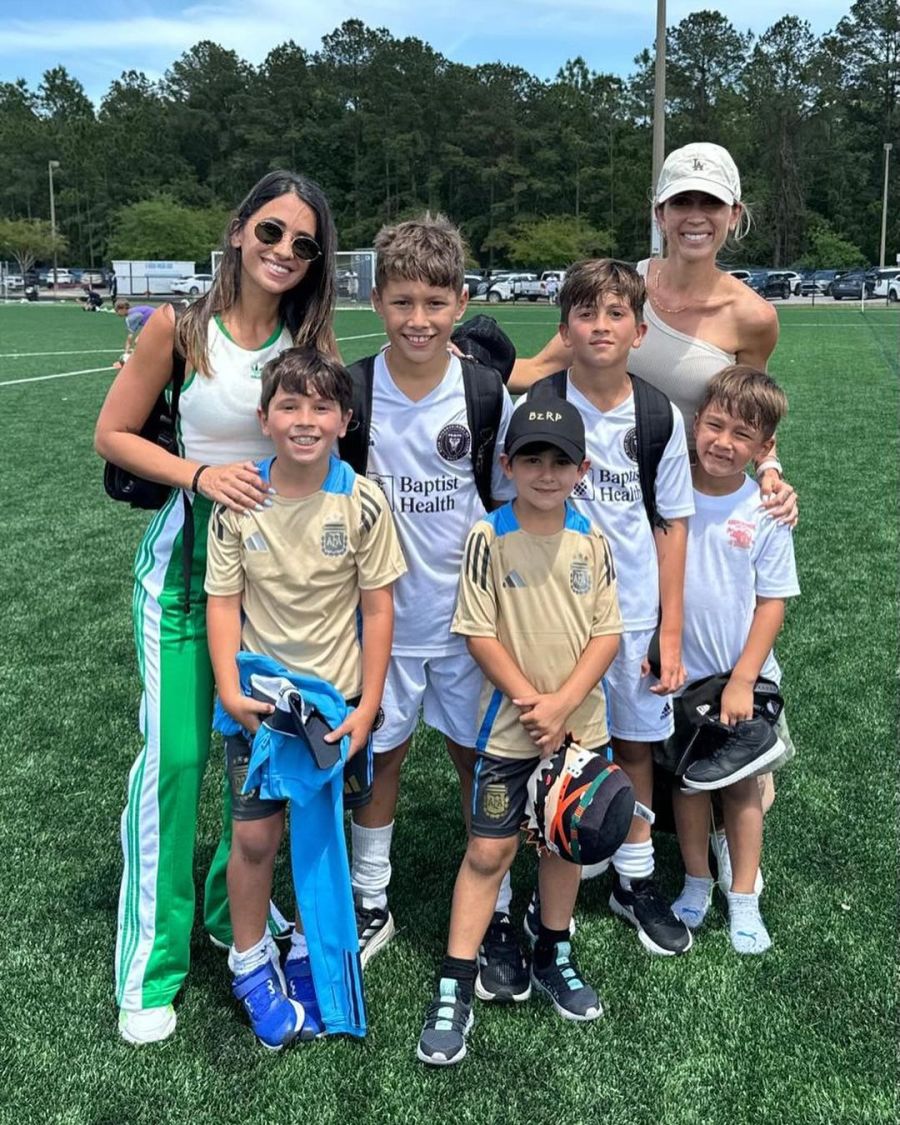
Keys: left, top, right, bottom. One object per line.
{"left": 623, "top": 427, "right": 639, "bottom": 462}
{"left": 436, "top": 423, "right": 471, "bottom": 463}
{"left": 570, "top": 556, "right": 592, "bottom": 595}
{"left": 321, "top": 520, "right": 348, "bottom": 557}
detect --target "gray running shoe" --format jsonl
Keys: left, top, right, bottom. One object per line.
{"left": 531, "top": 942, "right": 602, "bottom": 1021}
{"left": 416, "top": 978, "right": 475, "bottom": 1066}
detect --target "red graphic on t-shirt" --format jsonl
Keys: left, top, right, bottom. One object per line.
{"left": 726, "top": 519, "right": 755, "bottom": 549}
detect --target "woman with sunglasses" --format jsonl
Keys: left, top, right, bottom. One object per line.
{"left": 96, "top": 170, "right": 337, "bottom": 1044}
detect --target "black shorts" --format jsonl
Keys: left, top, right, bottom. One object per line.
{"left": 471, "top": 746, "right": 609, "bottom": 839}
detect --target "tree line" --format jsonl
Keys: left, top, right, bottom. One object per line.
{"left": 0, "top": 2, "right": 897, "bottom": 272}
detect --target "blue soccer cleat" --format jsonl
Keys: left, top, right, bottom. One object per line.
{"left": 232, "top": 961, "right": 305, "bottom": 1050}
{"left": 284, "top": 956, "right": 326, "bottom": 1040}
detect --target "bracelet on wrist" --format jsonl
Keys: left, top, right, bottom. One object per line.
{"left": 191, "top": 464, "right": 210, "bottom": 494}
{"left": 756, "top": 457, "right": 783, "bottom": 478}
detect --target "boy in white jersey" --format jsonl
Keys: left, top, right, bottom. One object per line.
{"left": 417, "top": 398, "right": 622, "bottom": 1066}
{"left": 346, "top": 215, "right": 519, "bottom": 983}
{"left": 205, "top": 348, "right": 406, "bottom": 1047}
{"left": 667, "top": 366, "right": 798, "bottom": 953}
{"left": 548, "top": 259, "right": 695, "bottom": 955}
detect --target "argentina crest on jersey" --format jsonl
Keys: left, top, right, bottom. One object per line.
{"left": 321, "top": 519, "right": 348, "bottom": 557}
{"left": 570, "top": 555, "right": 592, "bottom": 595}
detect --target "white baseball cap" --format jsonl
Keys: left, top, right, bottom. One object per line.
{"left": 655, "top": 143, "right": 741, "bottom": 206}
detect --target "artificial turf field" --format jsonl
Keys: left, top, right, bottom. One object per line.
{"left": 0, "top": 301, "right": 897, "bottom": 1125}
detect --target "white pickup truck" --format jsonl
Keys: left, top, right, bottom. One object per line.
{"left": 510, "top": 270, "right": 566, "bottom": 301}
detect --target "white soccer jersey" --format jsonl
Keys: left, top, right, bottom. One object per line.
{"left": 682, "top": 476, "right": 800, "bottom": 684}
{"left": 565, "top": 376, "right": 695, "bottom": 630}
{"left": 366, "top": 351, "right": 515, "bottom": 655}
{"left": 178, "top": 316, "right": 291, "bottom": 465}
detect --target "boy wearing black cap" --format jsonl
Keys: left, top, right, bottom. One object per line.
{"left": 416, "top": 397, "right": 623, "bottom": 1066}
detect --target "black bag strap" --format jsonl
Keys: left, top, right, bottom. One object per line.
{"left": 631, "top": 374, "right": 674, "bottom": 531}
{"left": 168, "top": 310, "right": 193, "bottom": 614}
{"left": 461, "top": 358, "right": 504, "bottom": 512}
{"left": 339, "top": 355, "right": 376, "bottom": 474}
{"left": 528, "top": 369, "right": 674, "bottom": 530}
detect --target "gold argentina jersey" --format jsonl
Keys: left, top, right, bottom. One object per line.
{"left": 453, "top": 502, "right": 622, "bottom": 759}
{"left": 205, "top": 456, "right": 406, "bottom": 699}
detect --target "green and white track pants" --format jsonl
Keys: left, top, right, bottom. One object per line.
{"left": 115, "top": 491, "right": 233, "bottom": 1011}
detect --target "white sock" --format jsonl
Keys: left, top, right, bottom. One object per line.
{"left": 672, "top": 875, "right": 714, "bottom": 929}
{"left": 286, "top": 928, "right": 309, "bottom": 963}
{"left": 228, "top": 932, "right": 270, "bottom": 977}
{"left": 580, "top": 859, "right": 610, "bottom": 881}
{"left": 727, "top": 891, "right": 772, "bottom": 954}
{"left": 494, "top": 871, "right": 512, "bottom": 916}
{"left": 612, "top": 839, "right": 654, "bottom": 886}
{"left": 351, "top": 820, "right": 394, "bottom": 910}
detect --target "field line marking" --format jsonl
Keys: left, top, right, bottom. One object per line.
{"left": 336, "top": 332, "right": 385, "bottom": 342}
{"left": 0, "top": 365, "right": 112, "bottom": 387}
{"left": 0, "top": 348, "right": 119, "bottom": 359}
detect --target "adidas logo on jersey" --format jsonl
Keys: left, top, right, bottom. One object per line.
{"left": 659, "top": 701, "right": 673, "bottom": 720}
{"left": 502, "top": 570, "right": 526, "bottom": 588}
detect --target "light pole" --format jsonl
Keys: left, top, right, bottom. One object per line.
{"left": 650, "top": 0, "right": 666, "bottom": 256}
{"left": 48, "top": 160, "right": 60, "bottom": 291}
{"left": 879, "top": 143, "right": 892, "bottom": 268}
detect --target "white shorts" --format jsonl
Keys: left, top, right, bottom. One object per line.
{"left": 604, "top": 627, "right": 675, "bottom": 743}
{"left": 372, "top": 650, "right": 482, "bottom": 753}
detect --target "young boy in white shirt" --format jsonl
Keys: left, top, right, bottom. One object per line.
{"left": 529, "top": 259, "right": 695, "bottom": 955}
{"left": 344, "top": 216, "right": 521, "bottom": 989}
{"left": 667, "top": 365, "right": 799, "bottom": 953}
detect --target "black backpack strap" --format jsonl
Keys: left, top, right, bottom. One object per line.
{"left": 630, "top": 374, "right": 674, "bottom": 531}
{"left": 338, "top": 356, "right": 376, "bottom": 475}
{"left": 526, "top": 369, "right": 569, "bottom": 402}
{"left": 166, "top": 308, "right": 194, "bottom": 613}
{"left": 461, "top": 359, "right": 504, "bottom": 512}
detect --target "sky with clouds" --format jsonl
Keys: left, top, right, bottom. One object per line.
{"left": 4, "top": 1, "right": 853, "bottom": 103}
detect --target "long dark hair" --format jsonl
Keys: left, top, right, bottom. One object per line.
{"left": 177, "top": 170, "right": 338, "bottom": 375}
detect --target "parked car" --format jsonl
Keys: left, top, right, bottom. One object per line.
{"left": 464, "top": 273, "right": 490, "bottom": 299}
{"left": 865, "top": 267, "right": 900, "bottom": 297}
{"left": 726, "top": 269, "right": 752, "bottom": 282}
{"left": 46, "top": 268, "right": 76, "bottom": 288}
{"left": 830, "top": 270, "right": 867, "bottom": 300}
{"left": 486, "top": 272, "right": 536, "bottom": 303}
{"left": 512, "top": 270, "right": 567, "bottom": 301}
{"left": 747, "top": 271, "right": 792, "bottom": 300}
{"left": 80, "top": 270, "right": 106, "bottom": 287}
{"left": 770, "top": 270, "right": 803, "bottom": 295}
{"left": 4, "top": 273, "right": 24, "bottom": 290}
{"left": 887, "top": 277, "right": 900, "bottom": 303}
{"left": 171, "top": 273, "right": 213, "bottom": 296}
{"left": 799, "top": 270, "right": 837, "bottom": 296}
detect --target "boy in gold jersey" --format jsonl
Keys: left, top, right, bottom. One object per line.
{"left": 205, "top": 348, "right": 406, "bottom": 1048}
{"left": 416, "top": 398, "right": 622, "bottom": 1066}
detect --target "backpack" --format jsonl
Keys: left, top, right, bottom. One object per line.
{"left": 527, "top": 370, "right": 674, "bottom": 530}
{"left": 338, "top": 355, "right": 505, "bottom": 512}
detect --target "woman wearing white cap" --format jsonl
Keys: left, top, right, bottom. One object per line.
{"left": 509, "top": 142, "right": 795, "bottom": 520}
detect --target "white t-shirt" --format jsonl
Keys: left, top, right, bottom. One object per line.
{"left": 178, "top": 316, "right": 290, "bottom": 464}
{"left": 366, "top": 352, "right": 515, "bottom": 655}
{"left": 682, "top": 476, "right": 800, "bottom": 684}
{"left": 565, "top": 376, "right": 695, "bottom": 630}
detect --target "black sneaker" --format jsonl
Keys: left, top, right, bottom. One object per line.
{"left": 609, "top": 876, "right": 692, "bottom": 955}
{"left": 416, "top": 978, "right": 474, "bottom": 1066}
{"left": 355, "top": 898, "right": 395, "bottom": 967}
{"left": 683, "top": 718, "right": 785, "bottom": 791}
{"left": 523, "top": 890, "right": 576, "bottom": 945}
{"left": 531, "top": 942, "right": 602, "bottom": 1021}
{"left": 475, "top": 913, "right": 531, "bottom": 1002}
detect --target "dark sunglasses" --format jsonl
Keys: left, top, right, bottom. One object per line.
{"left": 253, "top": 219, "right": 322, "bottom": 262}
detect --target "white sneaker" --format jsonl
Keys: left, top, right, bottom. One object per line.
{"left": 710, "top": 831, "right": 763, "bottom": 895}
{"left": 118, "top": 1004, "right": 176, "bottom": 1045}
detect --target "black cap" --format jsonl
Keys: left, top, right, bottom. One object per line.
{"left": 504, "top": 396, "right": 586, "bottom": 464}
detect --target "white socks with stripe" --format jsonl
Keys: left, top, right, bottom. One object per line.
{"left": 228, "top": 933, "right": 270, "bottom": 977}
{"left": 351, "top": 821, "right": 394, "bottom": 910}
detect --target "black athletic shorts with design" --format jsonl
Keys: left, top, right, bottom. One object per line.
{"left": 226, "top": 695, "right": 372, "bottom": 821}
{"left": 471, "top": 746, "right": 609, "bottom": 839}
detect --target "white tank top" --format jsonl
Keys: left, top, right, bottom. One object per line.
{"left": 178, "top": 316, "right": 292, "bottom": 464}
{"left": 627, "top": 259, "right": 735, "bottom": 443}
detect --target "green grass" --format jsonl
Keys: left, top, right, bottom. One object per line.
{"left": 0, "top": 302, "right": 897, "bottom": 1125}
